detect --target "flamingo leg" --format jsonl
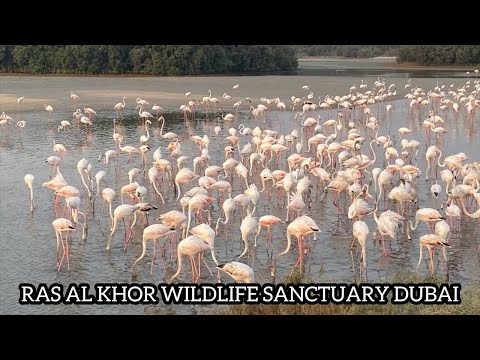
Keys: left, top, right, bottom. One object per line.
{"left": 65, "top": 232, "right": 70, "bottom": 271}
{"left": 203, "top": 253, "right": 213, "bottom": 277}
{"left": 57, "top": 232, "right": 66, "bottom": 272}
{"left": 299, "top": 235, "right": 304, "bottom": 274}
{"left": 429, "top": 248, "right": 434, "bottom": 274}
{"left": 55, "top": 231, "right": 61, "bottom": 268}
{"left": 122, "top": 218, "right": 127, "bottom": 249}
{"left": 150, "top": 240, "right": 157, "bottom": 275}
{"left": 197, "top": 253, "right": 202, "bottom": 282}
{"left": 381, "top": 233, "right": 387, "bottom": 256}
{"left": 191, "top": 256, "right": 199, "bottom": 283}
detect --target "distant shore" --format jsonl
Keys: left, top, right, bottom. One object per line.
{"left": 298, "top": 56, "right": 397, "bottom": 63}
{"left": 298, "top": 56, "right": 480, "bottom": 71}
{"left": 0, "top": 70, "right": 294, "bottom": 79}
{"left": 1, "top": 57, "right": 478, "bottom": 78}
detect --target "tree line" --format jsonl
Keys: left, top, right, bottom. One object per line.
{"left": 0, "top": 45, "right": 298, "bottom": 75}
{"left": 294, "top": 45, "right": 400, "bottom": 58}
{"left": 295, "top": 45, "right": 480, "bottom": 66}
{"left": 2, "top": 45, "right": 478, "bottom": 74}
{"left": 397, "top": 45, "right": 480, "bottom": 66}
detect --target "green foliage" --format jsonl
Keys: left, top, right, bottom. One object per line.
{"left": 0, "top": 45, "right": 298, "bottom": 75}
{"left": 397, "top": 45, "right": 480, "bottom": 66}
{"left": 294, "top": 45, "right": 480, "bottom": 66}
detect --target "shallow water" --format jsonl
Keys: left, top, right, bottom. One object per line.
{"left": 1, "top": 64, "right": 480, "bottom": 314}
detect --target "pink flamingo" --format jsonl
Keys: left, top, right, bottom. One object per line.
{"left": 272, "top": 215, "right": 320, "bottom": 276}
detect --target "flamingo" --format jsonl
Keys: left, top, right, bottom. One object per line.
{"left": 259, "top": 168, "right": 275, "bottom": 194}
{"left": 190, "top": 223, "right": 221, "bottom": 280}
{"left": 80, "top": 116, "right": 92, "bottom": 132}
{"left": 147, "top": 166, "right": 166, "bottom": 204}
{"left": 373, "top": 208, "right": 404, "bottom": 255}
{"left": 440, "top": 169, "right": 456, "bottom": 194}
{"left": 348, "top": 192, "right": 373, "bottom": 221}
{"left": 136, "top": 104, "right": 153, "bottom": 123}
{"left": 140, "top": 119, "right": 152, "bottom": 144}
{"left": 398, "top": 127, "right": 412, "bottom": 139}
{"left": 52, "top": 218, "right": 75, "bottom": 272}
{"left": 408, "top": 208, "right": 446, "bottom": 239}
{"left": 237, "top": 210, "right": 258, "bottom": 261}
{"left": 425, "top": 145, "right": 441, "bottom": 180}
{"left": 431, "top": 181, "right": 442, "bottom": 208}
{"left": 352, "top": 220, "right": 369, "bottom": 270}
{"left": 416, "top": 234, "right": 450, "bottom": 274}
{"left": 152, "top": 104, "right": 164, "bottom": 118}
{"left": 45, "top": 104, "right": 53, "bottom": 119}
{"left": 443, "top": 202, "right": 461, "bottom": 228}
{"left": 175, "top": 167, "right": 198, "bottom": 201}
{"left": 114, "top": 96, "right": 127, "bottom": 117}
{"left": 117, "top": 135, "right": 141, "bottom": 163}
{"left": 185, "top": 194, "right": 216, "bottom": 235}
{"left": 210, "top": 180, "right": 233, "bottom": 200}
{"left": 16, "top": 120, "right": 26, "bottom": 131}
{"left": 215, "top": 197, "right": 236, "bottom": 235}
{"left": 136, "top": 97, "right": 150, "bottom": 107}
{"left": 107, "top": 204, "right": 143, "bottom": 250}
{"left": 70, "top": 91, "right": 79, "bottom": 109}
{"left": 244, "top": 183, "right": 260, "bottom": 214}
{"left": 158, "top": 116, "right": 178, "bottom": 140}
{"left": 169, "top": 236, "right": 214, "bottom": 283}
{"left": 217, "top": 262, "right": 255, "bottom": 283}
{"left": 431, "top": 124, "right": 447, "bottom": 143}
{"left": 77, "top": 158, "right": 93, "bottom": 199}
{"left": 17, "top": 96, "right": 25, "bottom": 113}
{"left": 57, "top": 120, "right": 72, "bottom": 132}
{"left": 220, "top": 112, "right": 235, "bottom": 122}
{"left": 84, "top": 107, "right": 96, "bottom": 119}
{"left": 158, "top": 210, "right": 188, "bottom": 242}
{"left": 286, "top": 192, "right": 305, "bottom": 222}
{"left": 319, "top": 176, "right": 349, "bottom": 213}
{"left": 52, "top": 139, "right": 66, "bottom": 154}
{"left": 205, "top": 165, "right": 225, "bottom": 178}
{"left": 45, "top": 156, "right": 62, "bottom": 179}
{"left": 65, "top": 196, "right": 87, "bottom": 241}
{"left": 272, "top": 215, "right": 320, "bottom": 276}
{"left": 254, "top": 215, "right": 284, "bottom": 247}
{"left": 132, "top": 224, "right": 177, "bottom": 275}
{"left": 24, "top": 174, "right": 35, "bottom": 212}
{"left": 101, "top": 188, "right": 116, "bottom": 228}
{"left": 55, "top": 185, "right": 81, "bottom": 203}
{"left": 43, "top": 169, "right": 68, "bottom": 209}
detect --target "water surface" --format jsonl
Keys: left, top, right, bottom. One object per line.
{"left": 1, "top": 61, "right": 479, "bottom": 314}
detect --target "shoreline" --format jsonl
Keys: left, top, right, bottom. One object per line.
{"left": 298, "top": 57, "right": 480, "bottom": 71}
{"left": 3, "top": 55, "right": 480, "bottom": 79}
{"left": 298, "top": 56, "right": 397, "bottom": 63}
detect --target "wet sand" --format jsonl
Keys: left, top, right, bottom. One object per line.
{"left": 0, "top": 72, "right": 466, "bottom": 116}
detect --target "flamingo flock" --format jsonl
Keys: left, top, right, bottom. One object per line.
{"left": 2, "top": 74, "right": 480, "bottom": 290}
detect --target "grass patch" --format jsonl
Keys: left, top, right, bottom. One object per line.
{"left": 218, "top": 271, "right": 480, "bottom": 315}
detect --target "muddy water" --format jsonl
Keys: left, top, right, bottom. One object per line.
{"left": 1, "top": 65, "right": 479, "bottom": 314}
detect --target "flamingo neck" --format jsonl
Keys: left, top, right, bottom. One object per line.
{"left": 170, "top": 249, "right": 183, "bottom": 283}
